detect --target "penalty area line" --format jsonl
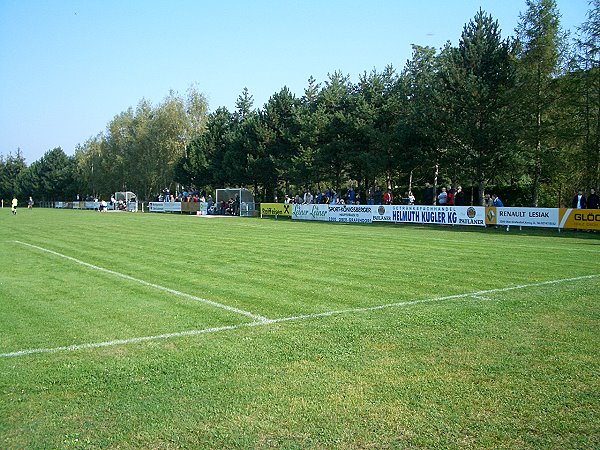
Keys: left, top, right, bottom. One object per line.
{"left": 13, "top": 240, "right": 270, "bottom": 323}
{"left": 1, "top": 273, "right": 597, "bottom": 359}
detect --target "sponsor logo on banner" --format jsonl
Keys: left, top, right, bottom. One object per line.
{"left": 489, "top": 207, "right": 559, "bottom": 228}
{"left": 261, "top": 203, "right": 291, "bottom": 216}
{"left": 373, "top": 205, "right": 392, "bottom": 222}
{"left": 387, "top": 205, "right": 485, "bottom": 226}
{"left": 328, "top": 204, "right": 373, "bottom": 223}
{"left": 292, "top": 204, "right": 328, "bottom": 221}
{"left": 559, "top": 208, "right": 600, "bottom": 231}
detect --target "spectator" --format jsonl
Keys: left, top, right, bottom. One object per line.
{"left": 491, "top": 194, "right": 504, "bottom": 207}
{"left": 424, "top": 183, "right": 434, "bottom": 205}
{"left": 437, "top": 187, "right": 447, "bottom": 206}
{"left": 588, "top": 188, "right": 599, "bottom": 209}
{"left": 407, "top": 191, "right": 415, "bottom": 205}
{"left": 303, "top": 189, "right": 313, "bottom": 204}
{"left": 28, "top": 196, "right": 33, "bottom": 209}
{"left": 207, "top": 195, "right": 214, "bottom": 213}
{"left": 233, "top": 193, "right": 240, "bottom": 215}
{"left": 446, "top": 187, "right": 455, "bottom": 206}
{"left": 484, "top": 193, "right": 494, "bottom": 207}
{"left": 374, "top": 186, "right": 383, "bottom": 205}
{"left": 316, "top": 189, "right": 323, "bottom": 204}
{"left": 492, "top": 194, "right": 508, "bottom": 231}
{"left": 384, "top": 189, "right": 393, "bottom": 205}
{"left": 367, "top": 188, "right": 374, "bottom": 205}
{"left": 346, "top": 186, "right": 356, "bottom": 205}
{"left": 454, "top": 186, "right": 465, "bottom": 206}
{"left": 572, "top": 188, "right": 587, "bottom": 209}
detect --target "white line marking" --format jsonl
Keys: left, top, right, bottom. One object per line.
{"left": 1, "top": 274, "right": 597, "bottom": 358}
{"left": 14, "top": 240, "right": 270, "bottom": 323}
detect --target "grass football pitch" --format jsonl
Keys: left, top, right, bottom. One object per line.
{"left": 0, "top": 208, "right": 598, "bottom": 449}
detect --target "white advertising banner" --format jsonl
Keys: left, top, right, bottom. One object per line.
{"left": 292, "top": 204, "right": 329, "bottom": 221}
{"left": 327, "top": 204, "right": 373, "bottom": 223}
{"left": 149, "top": 202, "right": 181, "bottom": 213}
{"left": 490, "top": 207, "right": 559, "bottom": 228}
{"left": 373, "top": 205, "right": 486, "bottom": 226}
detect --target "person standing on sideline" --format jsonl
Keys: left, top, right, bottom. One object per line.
{"left": 492, "top": 194, "right": 509, "bottom": 231}
{"left": 484, "top": 193, "right": 494, "bottom": 207}
{"left": 572, "top": 188, "right": 586, "bottom": 209}
{"left": 28, "top": 196, "right": 33, "bottom": 209}
{"left": 491, "top": 194, "right": 504, "bottom": 207}
{"left": 11, "top": 196, "right": 18, "bottom": 215}
{"left": 384, "top": 189, "right": 393, "bottom": 205}
{"left": 446, "top": 187, "right": 455, "bottom": 206}
{"left": 423, "top": 183, "right": 434, "bottom": 205}
{"left": 586, "top": 188, "right": 598, "bottom": 209}
{"left": 437, "top": 187, "right": 447, "bottom": 206}
{"left": 374, "top": 186, "right": 383, "bottom": 205}
{"left": 454, "top": 186, "right": 465, "bottom": 206}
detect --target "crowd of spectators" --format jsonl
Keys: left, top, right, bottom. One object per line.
{"left": 282, "top": 186, "right": 401, "bottom": 206}
{"left": 280, "top": 184, "right": 477, "bottom": 207}
{"left": 572, "top": 187, "right": 599, "bottom": 209}
{"left": 152, "top": 184, "right": 600, "bottom": 210}
{"left": 156, "top": 188, "right": 207, "bottom": 203}
{"left": 155, "top": 188, "right": 243, "bottom": 215}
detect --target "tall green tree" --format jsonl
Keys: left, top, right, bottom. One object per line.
{"left": 290, "top": 77, "right": 325, "bottom": 193}
{"left": 76, "top": 87, "right": 209, "bottom": 200}
{"left": 315, "top": 71, "right": 353, "bottom": 192}
{"left": 17, "top": 148, "right": 76, "bottom": 201}
{"left": 260, "top": 86, "right": 301, "bottom": 200}
{"left": 516, "top": 0, "right": 566, "bottom": 206}
{"left": 0, "top": 149, "right": 27, "bottom": 201}
{"left": 573, "top": 0, "right": 600, "bottom": 188}
{"left": 398, "top": 45, "right": 445, "bottom": 190}
{"left": 440, "top": 9, "right": 517, "bottom": 205}
{"left": 349, "top": 66, "right": 399, "bottom": 196}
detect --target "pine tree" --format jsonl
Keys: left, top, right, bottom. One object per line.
{"left": 515, "top": 0, "right": 565, "bottom": 205}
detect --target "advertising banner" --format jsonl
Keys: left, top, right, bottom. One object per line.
{"left": 327, "top": 204, "right": 373, "bottom": 223}
{"left": 149, "top": 202, "right": 181, "bottom": 213}
{"left": 261, "top": 203, "right": 292, "bottom": 217}
{"left": 486, "top": 207, "right": 559, "bottom": 228}
{"left": 373, "top": 205, "right": 486, "bottom": 226}
{"left": 292, "top": 204, "right": 329, "bottom": 221}
{"left": 559, "top": 208, "right": 600, "bottom": 231}
{"left": 180, "top": 202, "right": 201, "bottom": 213}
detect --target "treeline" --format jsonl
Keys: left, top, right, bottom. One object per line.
{"left": 1, "top": 0, "right": 599, "bottom": 207}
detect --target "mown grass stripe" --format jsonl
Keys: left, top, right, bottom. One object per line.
{"left": 14, "top": 240, "right": 271, "bottom": 323}
{"left": 2, "top": 273, "right": 596, "bottom": 358}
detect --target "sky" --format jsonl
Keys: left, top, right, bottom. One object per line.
{"left": 0, "top": 0, "right": 591, "bottom": 164}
